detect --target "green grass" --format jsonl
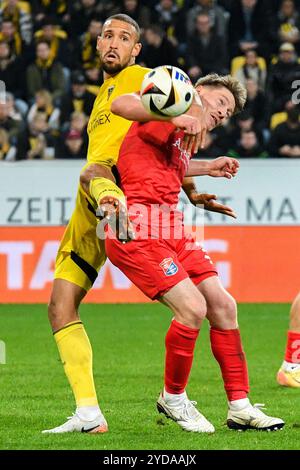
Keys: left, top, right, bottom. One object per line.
{"left": 0, "top": 303, "right": 299, "bottom": 450}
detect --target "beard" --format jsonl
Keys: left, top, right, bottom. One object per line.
{"left": 101, "top": 61, "right": 124, "bottom": 75}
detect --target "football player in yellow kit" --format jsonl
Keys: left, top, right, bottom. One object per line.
{"left": 43, "top": 14, "right": 235, "bottom": 434}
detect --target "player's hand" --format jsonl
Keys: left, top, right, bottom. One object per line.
{"left": 182, "top": 100, "right": 209, "bottom": 154}
{"left": 189, "top": 192, "right": 237, "bottom": 218}
{"left": 208, "top": 156, "right": 240, "bottom": 179}
{"left": 97, "top": 196, "right": 135, "bottom": 243}
{"left": 171, "top": 113, "right": 204, "bottom": 155}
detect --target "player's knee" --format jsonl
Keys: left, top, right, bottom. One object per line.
{"left": 177, "top": 298, "right": 207, "bottom": 328}
{"left": 222, "top": 295, "right": 237, "bottom": 323}
{"left": 48, "top": 297, "right": 77, "bottom": 330}
{"left": 210, "top": 294, "right": 237, "bottom": 328}
{"left": 48, "top": 297, "right": 62, "bottom": 324}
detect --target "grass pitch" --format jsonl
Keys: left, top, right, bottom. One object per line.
{"left": 0, "top": 303, "right": 299, "bottom": 450}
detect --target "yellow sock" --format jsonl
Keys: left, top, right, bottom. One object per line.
{"left": 54, "top": 321, "right": 98, "bottom": 407}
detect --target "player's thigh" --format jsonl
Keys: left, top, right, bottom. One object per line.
{"left": 105, "top": 237, "right": 188, "bottom": 300}
{"left": 55, "top": 184, "right": 106, "bottom": 291}
{"left": 161, "top": 278, "right": 207, "bottom": 328}
{"left": 197, "top": 276, "right": 237, "bottom": 329}
{"left": 48, "top": 278, "right": 87, "bottom": 332}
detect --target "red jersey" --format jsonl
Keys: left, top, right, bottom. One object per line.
{"left": 117, "top": 121, "right": 191, "bottom": 209}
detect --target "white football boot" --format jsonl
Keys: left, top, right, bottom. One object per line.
{"left": 157, "top": 392, "right": 215, "bottom": 433}
{"left": 42, "top": 412, "right": 108, "bottom": 434}
{"left": 227, "top": 402, "right": 285, "bottom": 432}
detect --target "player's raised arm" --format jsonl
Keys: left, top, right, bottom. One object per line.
{"left": 111, "top": 93, "right": 205, "bottom": 154}
{"left": 111, "top": 92, "right": 168, "bottom": 122}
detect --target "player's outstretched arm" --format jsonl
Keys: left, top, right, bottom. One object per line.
{"left": 111, "top": 93, "right": 168, "bottom": 122}
{"left": 111, "top": 93, "right": 206, "bottom": 154}
{"left": 186, "top": 156, "right": 240, "bottom": 178}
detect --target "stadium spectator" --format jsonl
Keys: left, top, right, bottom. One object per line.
{"left": 267, "top": 41, "right": 300, "bottom": 112}
{"left": 226, "top": 109, "right": 264, "bottom": 150}
{"left": 83, "top": 65, "right": 103, "bottom": 92}
{"left": 56, "top": 129, "right": 87, "bottom": 159}
{"left": 0, "top": 127, "right": 17, "bottom": 160}
{"left": 187, "top": 12, "right": 228, "bottom": 81}
{"left": 65, "top": 110, "right": 89, "bottom": 151}
{"left": 5, "top": 91, "right": 23, "bottom": 122}
{"left": 195, "top": 131, "right": 223, "bottom": 158}
{"left": 151, "top": 0, "right": 186, "bottom": 45}
{"left": 0, "top": 19, "right": 24, "bottom": 57}
{"left": 77, "top": 16, "right": 102, "bottom": 71}
{"left": 228, "top": 129, "right": 269, "bottom": 158}
{"left": 27, "top": 89, "right": 60, "bottom": 132}
{"left": 234, "top": 49, "right": 267, "bottom": 91}
{"left": 140, "top": 24, "right": 179, "bottom": 68}
{"left": 271, "top": 0, "right": 300, "bottom": 53}
{"left": 31, "top": 0, "right": 70, "bottom": 30}
{"left": 228, "top": 0, "right": 272, "bottom": 58}
{"left": 26, "top": 40, "right": 66, "bottom": 101}
{"left": 244, "top": 78, "right": 268, "bottom": 131}
{"left": 34, "top": 16, "right": 71, "bottom": 67}
{"left": 70, "top": 0, "right": 119, "bottom": 38}
{"left": 20, "top": 111, "right": 56, "bottom": 159}
{"left": 269, "top": 105, "right": 300, "bottom": 156}
{"left": 0, "top": 0, "right": 32, "bottom": 44}
{"left": 0, "top": 100, "right": 23, "bottom": 139}
{"left": 115, "top": 0, "right": 151, "bottom": 30}
{"left": 60, "top": 70, "right": 95, "bottom": 127}
{"left": 186, "top": 0, "right": 228, "bottom": 38}
{"left": 0, "top": 40, "right": 24, "bottom": 98}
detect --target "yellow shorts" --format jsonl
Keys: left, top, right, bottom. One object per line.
{"left": 54, "top": 183, "right": 106, "bottom": 292}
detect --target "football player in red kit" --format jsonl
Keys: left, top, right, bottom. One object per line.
{"left": 105, "top": 73, "right": 285, "bottom": 433}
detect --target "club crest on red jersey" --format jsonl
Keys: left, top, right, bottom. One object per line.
{"left": 159, "top": 257, "right": 178, "bottom": 276}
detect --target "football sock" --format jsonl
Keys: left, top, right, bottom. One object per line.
{"left": 284, "top": 331, "right": 300, "bottom": 364}
{"left": 282, "top": 360, "right": 300, "bottom": 372}
{"left": 89, "top": 177, "right": 125, "bottom": 206}
{"left": 210, "top": 328, "right": 249, "bottom": 401}
{"left": 163, "top": 388, "right": 187, "bottom": 404}
{"left": 164, "top": 319, "right": 199, "bottom": 394}
{"left": 54, "top": 321, "right": 99, "bottom": 407}
{"left": 76, "top": 405, "right": 101, "bottom": 421}
{"left": 228, "top": 397, "right": 250, "bottom": 411}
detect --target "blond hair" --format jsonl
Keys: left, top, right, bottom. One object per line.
{"left": 195, "top": 73, "right": 247, "bottom": 115}
{"left": 36, "top": 89, "right": 53, "bottom": 107}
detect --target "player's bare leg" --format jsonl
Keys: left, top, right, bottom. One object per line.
{"left": 198, "top": 276, "right": 284, "bottom": 431}
{"left": 277, "top": 291, "right": 300, "bottom": 388}
{"left": 43, "top": 279, "right": 108, "bottom": 434}
{"left": 156, "top": 278, "right": 215, "bottom": 433}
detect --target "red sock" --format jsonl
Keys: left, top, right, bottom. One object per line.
{"left": 210, "top": 328, "right": 249, "bottom": 401}
{"left": 164, "top": 319, "right": 199, "bottom": 394}
{"left": 284, "top": 331, "right": 300, "bottom": 363}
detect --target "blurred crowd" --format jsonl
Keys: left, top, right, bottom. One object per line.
{"left": 1, "top": 0, "right": 300, "bottom": 160}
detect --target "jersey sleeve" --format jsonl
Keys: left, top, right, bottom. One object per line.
{"left": 137, "top": 121, "right": 176, "bottom": 147}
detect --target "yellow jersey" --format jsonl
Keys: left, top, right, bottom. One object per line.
{"left": 87, "top": 64, "right": 150, "bottom": 167}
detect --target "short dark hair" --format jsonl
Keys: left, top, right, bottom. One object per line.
{"left": 146, "top": 24, "right": 164, "bottom": 38}
{"left": 104, "top": 14, "right": 141, "bottom": 41}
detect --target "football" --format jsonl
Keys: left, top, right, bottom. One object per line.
{"left": 140, "top": 65, "right": 194, "bottom": 117}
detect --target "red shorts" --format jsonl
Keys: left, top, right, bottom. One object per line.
{"left": 105, "top": 233, "right": 218, "bottom": 300}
